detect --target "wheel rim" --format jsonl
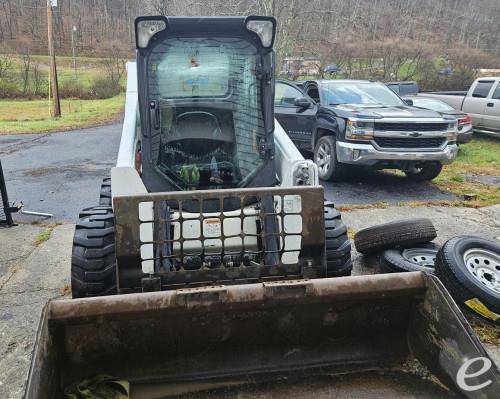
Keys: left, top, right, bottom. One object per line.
{"left": 402, "top": 247, "right": 438, "bottom": 267}
{"left": 316, "top": 142, "right": 331, "bottom": 175}
{"left": 463, "top": 248, "right": 500, "bottom": 294}
{"left": 406, "top": 166, "right": 423, "bottom": 175}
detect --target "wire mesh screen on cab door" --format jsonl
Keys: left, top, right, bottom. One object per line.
{"left": 113, "top": 186, "right": 325, "bottom": 290}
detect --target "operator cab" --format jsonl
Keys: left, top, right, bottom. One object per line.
{"left": 135, "top": 17, "right": 276, "bottom": 192}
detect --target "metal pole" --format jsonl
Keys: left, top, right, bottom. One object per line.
{"left": 20, "top": 209, "right": 54, "bottom": 218}
{"left": 71, "top": 25, "right": 77, "bottom": 79}
{"left": 0, "top": 160, "right": 14, "bottom": 227}
{"left": 47, "top": 0, "right": 61, "bottom": 118}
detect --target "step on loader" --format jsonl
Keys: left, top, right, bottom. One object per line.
{"left": 24, "top": 15, "right": 499, "bottom": 398}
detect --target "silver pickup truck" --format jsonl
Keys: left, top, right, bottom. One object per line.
{"left": 418, "top": 77, "right": 500, "bottom": 137}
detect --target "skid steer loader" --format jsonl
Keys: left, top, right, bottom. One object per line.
{"left": 71, "top": 15, "right": 352, "bottom": 298}
{"left": 24, "top": 16, "right": 499, "bottom": 399}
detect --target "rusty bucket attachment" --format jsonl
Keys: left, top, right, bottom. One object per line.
{"left": 25, "top": 272, "right": 499, "bottom": 399}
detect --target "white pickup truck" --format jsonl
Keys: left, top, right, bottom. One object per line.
{"left": 418, "top": 77, "right": 500, "bottom": 137}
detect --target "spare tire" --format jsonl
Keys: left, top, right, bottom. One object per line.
{"left": 435, "top": 236, "right": 500, "bottom": 323}
{"left": 354, "top": 218, "right": 437, "bottom": 255}
{"left": 380, "top": 242, "right": 440, "bottom": 274}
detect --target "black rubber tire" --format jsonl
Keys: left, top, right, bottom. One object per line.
{"left": 435, "top": 236, "right": 500, "bottom": 323}
{"left": 314, "top": 136, "right": 349, "bottom": 182}
{"left": 404, "top": 162, "right": 443, "bottom": 181}
{"left": 380, "top": 242, "right": 440, "bottom": 274}
{"left": 99, "top": 177, "right": 111, "bottom": 206}
{"left": 71, "top": 206, "right": 117, "bottom": 298}
{"left": 354, "top": 218, "right": 437, "bottom": 255}
{"left": 322, "top": 201, "right": 352, "bottom": 276}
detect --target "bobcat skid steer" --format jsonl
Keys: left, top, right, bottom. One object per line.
{"left": 71, "top": 15, "right": 352, "bottom": 298}
{"left": 24, "top": 16, "right": 499, "bottom": 399}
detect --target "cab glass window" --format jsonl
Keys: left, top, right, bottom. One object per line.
{"left": 275, "top": 82, "right": 304, "bottom": 106}
{"left": 472, "top": 81, "right": 494, "bottom": 98}
{"left": 306, "top": 86, "right": 320, "bottom": 103}
{"left": 147, "top": 37, "right": 266, "bottom": 190}
{"left": 491, "top": 83, "right": 500, "bottom": 100}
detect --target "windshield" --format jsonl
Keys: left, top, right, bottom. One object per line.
{"left": 412, "top": 98, "right": 455, "bottom": 112}
{"left": 323, "top": 82, "right": 405, "bottom": 106}
{"left": 147, "top": 37, "right": 265, "bottom": 190}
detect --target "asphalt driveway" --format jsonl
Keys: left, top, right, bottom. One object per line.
{"left": 0, "top": 125, "right": 121, "bottom": 221}
{"left": 0, "top": 124, "right": 456, "bottom": 222}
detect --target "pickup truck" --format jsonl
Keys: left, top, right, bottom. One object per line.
{"left": 275, "top": 79, "right": 458, "bottom": 181}
{"left": 418, "top": 77, "right": 500, "bottom": 137}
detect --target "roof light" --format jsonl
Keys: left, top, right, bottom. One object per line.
{"left": 245, "top": 18, "right": 276, "bottom": 48}
{"left": 136, "top": 18, "right": 167, "bottom": 49}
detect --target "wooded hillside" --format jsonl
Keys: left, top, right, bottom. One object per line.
{"left": 2, "top": 0, "right": 499, "bottom": 56}
{"left": 1, "top": 1, "right": 500, "bottom": 89}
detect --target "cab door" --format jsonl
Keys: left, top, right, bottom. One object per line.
{"left": 483, "top": 81, "right": 500, "bottom": 132}
{"left": 274, "top": 81, "right": 317, "bottom": 149}
{"left": 463, "top": 80, "right": 495, "bottom": 127}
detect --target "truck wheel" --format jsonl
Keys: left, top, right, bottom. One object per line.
{"left": 404, "top": 162, "right": 442, "bottom": 181}
{"left": 323, "top": 201, "right": 352, "bottom": 276}
{"left": 354, "top": 218, "right": 437, "bottom": 255}
{"left": 71, "top": 206, "right": 117, "bottom": 298}
{"left": 99, "top": 177, "right": 111, "bottom": 206}
{"left": 380, "top": 242, "right": 439, "bottom": 274}
{"left": 314, "top": 136, "right": 348, "bottom": 181}
{"left": 435, "top": 236, "right": 500, "bottom": 323}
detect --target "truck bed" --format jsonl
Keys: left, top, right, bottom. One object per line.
{"left": 417, "top": 92, "right": 465, "bottom": 110}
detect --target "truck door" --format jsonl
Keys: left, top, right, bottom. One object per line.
{"left": 483, "top": 81, "right": 500, "bottom": 132}
{"left": 274, "top": 81, "right": 316, "bottom": 149}
{"left": 463, "top": 79, "right": 496, "bottom": 127}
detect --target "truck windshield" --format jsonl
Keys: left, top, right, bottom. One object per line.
{"left": 323, "top": 82, "right": 405, "bottom": 106}
{"left": 147, "top": 37, "right": 265, "bottom": 190}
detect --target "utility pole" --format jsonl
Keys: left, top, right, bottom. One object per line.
{"left": 71, "top": 25, "right": 77, "bottom": 79}
{"left": 47, "top": 0, "right": 61, "bottom": 118}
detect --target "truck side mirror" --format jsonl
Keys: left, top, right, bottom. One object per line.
{"left": 404, "top": 99, "right": 414, "bottom": 106}
{"left": 294, "top": 97, "right": 311, "bottom": 111}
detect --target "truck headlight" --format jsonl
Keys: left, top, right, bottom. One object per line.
{"left": 446, "top": 121, "right": 458, "bottom": 142}
{"left": 346, "top": 119, "right": 374, "bottom": 140}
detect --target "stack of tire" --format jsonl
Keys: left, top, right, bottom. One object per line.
{"left": 354, "top": 219, "right": 500, "bottom": 325}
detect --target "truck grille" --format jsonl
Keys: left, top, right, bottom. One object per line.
{"left": 375, "top": 137, "right": 446, "bottom": 149}
{"left": 374, "top": 122, "right": 448, "bottom": 132}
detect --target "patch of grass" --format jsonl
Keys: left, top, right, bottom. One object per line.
{"left": 33, "top": 224, "right": 56, "bottom": 245}
{"left": 347, "top": 227, "right": 356, "bottom": 240}
{"left": 60, "top": 283, "right": 72, "bottom": 296}
{"left": 337, "top": 202, "right": 390, "bottom": 212}
{"left": 0, "top": 94, "right": 124, "bottom": 134}
{"left": 469, "top": 319, "right": 500, "bottom": 346}
{"left": 432, "top": 137, "right": 500, "bottom": 207}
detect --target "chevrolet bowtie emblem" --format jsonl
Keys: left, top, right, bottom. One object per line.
{"left": 409, "top": 132, "right": 422, "bottom": 138}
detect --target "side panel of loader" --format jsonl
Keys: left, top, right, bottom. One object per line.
{"left": 24, "top": 273, "right": 499, "bottom": 399}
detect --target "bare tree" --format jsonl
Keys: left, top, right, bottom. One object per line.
{"left": 21, "top": 52, "right": 31, "bottom": 95}
{"left": 0, "top": 55, "right": 13, "bottom": 80}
